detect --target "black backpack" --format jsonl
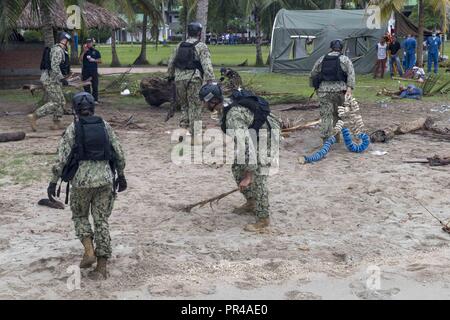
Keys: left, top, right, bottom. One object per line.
{"left": 40, "top": 47, "right": 52, "bottom": 71}
{"left": 173, "top": 41, "right": 204, "bottom": 76}
{"left": 222, "top": 89, "right": 271, "bottom": 134}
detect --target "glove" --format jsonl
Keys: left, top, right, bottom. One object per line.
{"left": 61, "top": 79, "right": 69, "bottom": 86}
{"left": 47, "top": 182, "right": 57, "bottom": 202}
{"left": 117, "top": 175, "right": 127, "bottom": 193}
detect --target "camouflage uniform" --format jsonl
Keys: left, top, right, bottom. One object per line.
{"left": 36, "top": 44, "right": 67, "bottom": 121}
{"left": 50, "top": 121, "right": 126, "bottom": 258}
{"left": 225, "top": 106, "right": 280, "bottom": 219}
{"left": 167, "top": 37, "right": 215, "bottom": 134}
{"left": 311, "top": 51, "right": 356, "bottom": 139}
{"left": 221, "top": 68, "right": 243, "bottom": 94}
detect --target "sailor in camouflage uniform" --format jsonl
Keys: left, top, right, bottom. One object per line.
{"left": 47, "top": 92, "right": 127, "bottom": 280}
{"left": 310, "top": 39, "right": 356, "bottom": 141}
{"left": 199, "top": 84, "right": 281, "bottom": 232}
{"left": 29, "top": 32, "right": 72, "bottom": 131}
{"left": 220, "top": 67, "right": 243, "bottom": 93}
{"left": 167, "top": 22, "right": 215, "bottom": 137}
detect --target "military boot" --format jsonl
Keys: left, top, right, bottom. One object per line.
{"left": 28, "top": 113, "right": 38, "bottom": 132}
{"left": 88, "top": 257, "right": 108, "bottom": 280}
{"left": 50, "top": 119, "right": 64, "bottom": 130}
{"left": 244, "top": 217, "right": 270, "bottom": 233}
{"left": 80, "top": 237, "right": 96, "bottom": 269}
{"left": 233, "top": 199, "right": 256, "bottom": 215}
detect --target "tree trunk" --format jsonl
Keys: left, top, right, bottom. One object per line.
{"left": 254, "top": 7, "right": 264, "bottom": 67}
{"left": 41, "top": 5, "right": 54, "bottom": 47}
{"left": 417, "top": 0, "right": 425, "bottom": 67}
{"left": 196, "top": 0, "right": 209, "bottom": 42}
{"left": 111, "top": 30, "right": 121, "bottom": 67}
{"left": 335, "top": 0, "right": 343, "bottom": 9}
{"left": 134, "top": 13, "right": 149, "bottom": 65}
{"left": 183, "top": 0, "right": 189, "bottom": 40}
{"left": 161, "top": 1, "right": 167, "bottom": 43}
{"left": 70, "top": 30, "right": 79, "bottom": 65}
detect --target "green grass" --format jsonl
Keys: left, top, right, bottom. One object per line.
{"left": 91, "top": 44, "right": 270, "bottom": 67}
{"left": 0, "top": 151, "right": 53, "bottom": 186}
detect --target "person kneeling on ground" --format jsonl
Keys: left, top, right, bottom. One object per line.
{"left": 47, "top": 92, "right": 127, "bottom": 280}
{"left": 199, "top": 84, "right": 281, "bottom": 232}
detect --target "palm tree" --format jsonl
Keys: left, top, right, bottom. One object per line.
{"left": 370, "top": 0, "right": 449, "bottom": 67}
{"left": 133, "top": 0, "right": 163, "bottom": 65}
{"left": 237, "top": 0, "right": 292, "bottom": 66}
{"left": 0, "top": 0, "right": 56, "bottom": 46}
{"left": 196, "top": 0, "right": 208, "bottom": 42}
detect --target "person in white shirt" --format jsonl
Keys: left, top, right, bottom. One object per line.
{"left": 374, "top": 37, "right": 388, "bottom": 78}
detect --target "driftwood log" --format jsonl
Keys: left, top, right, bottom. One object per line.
{"left": 0, "top": 131, "right": 26, "bottom": 143}
{"left": 370, "top": 117, "right": 435, "bottom": 143}
{"left": 140, "top": 77, "right": 172, "bottom": 107}
{"left": 23, "top": 76, "right": 92, "bottom": 95}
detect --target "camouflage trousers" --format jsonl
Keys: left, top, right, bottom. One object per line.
{"left": 70, "top": 184, "right": 115, "bottom": 258}
{"left": 35, "top": 82, "right": 65, "bottom": 121}
{"left": 318, "top": 91, "right": 345, "bottom": 140}
{"left": 232, "top": 164, "right": 269, "bottom": 219}
{"left": 176, "top": 79, "right": 203, "bottom": 135}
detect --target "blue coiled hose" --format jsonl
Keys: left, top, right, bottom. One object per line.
{"left": 341, "top": 128, "right": 370, "bottom": 153}
{"left": 304, "top": 136, "right": 336, "bottom": 163}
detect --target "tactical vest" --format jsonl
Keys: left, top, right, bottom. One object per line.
{"left": 74, "top": 116, "right": 112, "bottom": 161}
{"left": 60, "top": 49, "right": 71, "bottom": 76}
{"left": 221, "top": 90, "right": 271, "bottom": 134}
{"left": 39, "top": 46, "right": 70, "bottom": 76}
{"left": 173, "top": 41, "right": 204, "bottom": 76}
{"left": 59, "top": 116, "right": 116, "bottom": 204}
{"left": 320, "top": 54, "right": 347, "bottom": 82}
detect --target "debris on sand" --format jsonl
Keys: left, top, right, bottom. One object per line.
{"left": 0, "top": 131, "right": 26, "bottom": 143}
{"left": 182, "top": 189, "right": 239, "bottom": 213}
{"left": 38, "top": 199, "right": 65, "bottom": 210}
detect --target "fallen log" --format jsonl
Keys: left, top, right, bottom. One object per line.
{"left": 370, "top": 117, "right": 434, "bottom": 143}
{"left": 403, "top": 156, "right": 450, "bottom": 166}
{"left": 23, "top": 77, "right": 92, "bottom": 95}
{"left": 0, "top": 131, "right": 26, "bottom": 143}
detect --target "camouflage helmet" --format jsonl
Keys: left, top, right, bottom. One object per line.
{"left": 199, "top": 83, "right": 223, "bottom": 103}
{"left": 72, "top": 92, "right": 95, "bottom": 115}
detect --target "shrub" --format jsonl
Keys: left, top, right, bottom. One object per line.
{"left": 23, "top": 30, "right": 43, "bottom": 43}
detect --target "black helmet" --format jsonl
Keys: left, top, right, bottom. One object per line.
{"left": 199, "top": 84, "right": 223, "bottom": 102}
{"left": 58, "top": 31, "right": 72, "bottom": 42}
{"left": 220, "top": 67, "right": 228, "bottom": 76}
{"left": 72, "top": 92, "right": 95, "bottom": 115}
{"left": 330, "top": 39, "right": 343, "bottom": 51}
{"left": 188, "top": 22, "right": 203, "bottom": 37}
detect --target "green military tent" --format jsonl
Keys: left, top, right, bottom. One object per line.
{"left": 269, "top": 9, "right": 430, "bottom": 74}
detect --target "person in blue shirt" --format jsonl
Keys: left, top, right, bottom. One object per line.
{"left": 80, "top": 38, "right": 102, "bottom": 103}
{"left": 403, "top": 35, "right": 417, "bottom": 70}
{"left": 394, "top": 84, "right": 423, "bottom": 100}
{"left": 426, "top": 32, "right": 441, "bottom": 74}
